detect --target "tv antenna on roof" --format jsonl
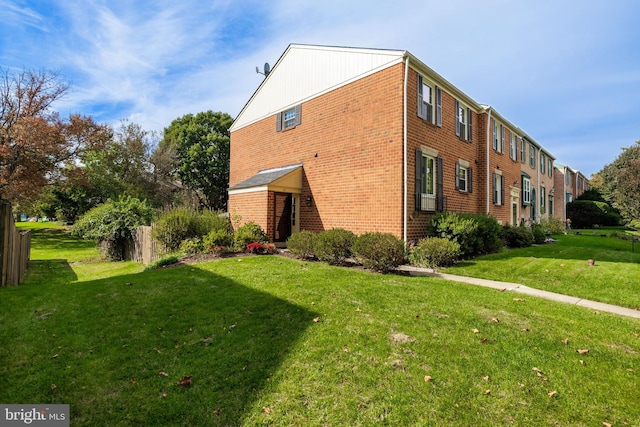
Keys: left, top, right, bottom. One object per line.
{"left": 256, "top": 62, "right": 271, "bottom": 77}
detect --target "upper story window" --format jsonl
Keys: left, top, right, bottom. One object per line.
{"left": 540, "top": 153, "right": 546, "bottom": 174}
{"left": 276, "top": 104, "right": 301, "bottom": 131}
{"left": 520, "top": 138, "right": 526, "bottom": 163}
{"left": 510, "top": 132, "right": 518, "bottom": 160}
{"left": 548, "top": 159, "right": 553, "bottom": 177}
{"left": 492, "top": 119, "right": 504, "bottom": 153}
{"left": 417, "top": 73, "right": 442, "bottom": 127}
{"left": 529, "top": 144, "right": 536, "bottom": 169}
{"left": 455, "top": 100, "right": 472, "bottom": 142}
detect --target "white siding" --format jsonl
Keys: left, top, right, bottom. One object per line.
{"left": 231, "top": 44, "right": 404, "bottom": 131}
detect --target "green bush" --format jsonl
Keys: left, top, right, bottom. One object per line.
{"left": 153, "top": 208, "right": 230, "bottom": 251}
{"left": 531, "top": 223, "right": 546, "bottom": 244}
{"left": 286, "top": 231, "right": 316, "bottom": 259}
{"left": 179, "top": 237, "right": 204, "bottom": 255}
{"left": 540, "top": 216, "right": 565, "bottom": 234}
{"left": 428, "top": 212, "right": 502, "bottom": 258}
{"left": 233, "top": 222, "right": 268, "bottom": 251}
{"left": 500, "top": 224, "right": 533, "bottom": 248}
{"left": 313, "top": 228, "right": 356, "bottom": 265}
{"left": 409, "top": 237, "right": 460, "bottom": 269}
{"left": 72, "top": 196, "right": 153, "bottom": 260}
{"left": 203, "top": 229, "right": 233, "bottom": 250}
{"left": 566, "top": 200, "right": 621, "bottom": 228}
{"left": 352, "top": 232, "right": 406, "bottom": 273}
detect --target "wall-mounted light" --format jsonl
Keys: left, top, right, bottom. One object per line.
{"left": 513, "top": 180, "right": 519, "bottom": 186}
{"left": 306, "top": 196, "right": 312, "bottom": 206}
{"left": 550, "top": 188, "right": 555, "bottom": 195}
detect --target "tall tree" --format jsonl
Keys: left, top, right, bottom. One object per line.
{"left": 597, "top": 140, "right": 640, "bottom": 226}
{"left": 158, "top": 111, "right": 233, "bottom": 210}
{"left": 0, "top": 68, "right": 109, "bottom": 202}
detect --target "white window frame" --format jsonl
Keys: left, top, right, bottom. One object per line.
{"left": 493, "top": 172, "right": 504, "bottom": 205}
{"left": 510, "top": 133, "right": 518, "bottom": 160}
{"left": 523, "top": 177, "right": 531, "bottom": 204}
{"left": 529, "top": 145, "right": 536, "bottom": 169}
{"left": 420, "top": 154, "right": 436, "bottom": 211}
{"left": 457, "top": 165, "right": 468, "bottom": 192}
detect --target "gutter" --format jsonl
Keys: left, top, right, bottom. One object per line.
{"left": 403, "top": 54, "right": 409, "bottom": 243}
{"left": 486, "top": 107, "right": 492, "bottom": 214}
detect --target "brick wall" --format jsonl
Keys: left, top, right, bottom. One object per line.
{"left": 230, "top": 64, "right": 405, "bottom": 238}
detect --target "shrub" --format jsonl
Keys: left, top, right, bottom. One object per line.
{"left": 428, "top": 212, "right": 502, "bottom": 258}
{"left": 409, "top": 237, "right": 460, "bottom": 269}
{"left": 500, "top": 224, "right": 533, "bottom": 248}
{"left": 531, "top": 223, "right": 546, "bottom": 244}
{"left": 153, "top": 208, "right": 230, "bottom": 251}
{"left": 286, "top": 231, "right": 316, "bottom": 259}
{"left": 313, "top": 228, "right": 356, "bottom": 265}
{"left": 352, "top": 232, "right": 406, "bottom": 273}
{"left": 233, "top": 222, "right": 268, "bottom": 251}
{"left": 540, "top": 216, "right": 565, "bottom": 234}
{"left": 203, "top": 229, "right": 233, "bottom": 250}
{"left": 179, "top": 237, "right": 204, "bottom": 255}
{"left": 72, "top": 196, "right": 153, "bottom": 260}
{"left": 566, "top": 200, "right": 621, "bottom": 228}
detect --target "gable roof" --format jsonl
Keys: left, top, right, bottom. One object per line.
{"left": 228, "top": 163, "right": 303, "bottom": 194}
{"left": 230, "top": 44, "right": 405, "bottom": 132}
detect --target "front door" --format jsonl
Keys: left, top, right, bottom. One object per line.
{"left": 274, "top": 192, "right": 292, "bottom": 242}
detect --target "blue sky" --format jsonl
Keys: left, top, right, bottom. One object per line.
{"left": 2, "top": 0, "right": 639, "bottom": 177}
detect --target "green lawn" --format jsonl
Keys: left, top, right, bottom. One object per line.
{"left": 1, "top": 224, "right": 639, "bottom": 426}
{"left": 444, "top": 232, "right": 640, "bottom": 310}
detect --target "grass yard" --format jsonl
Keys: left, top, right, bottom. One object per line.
{"left": 444, "top": 232, "right": 640, "bottom": 310}
{"left": 1, "top": 224, "right": 639, "bottom": 426}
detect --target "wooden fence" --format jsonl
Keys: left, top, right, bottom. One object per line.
{"left": 0, "top": 201, "right": 31, "bottom": 286}
{"left": 129, "top": 225, "right": 167, "bottom": 264}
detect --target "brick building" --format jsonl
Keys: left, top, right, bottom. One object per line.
{"left": 229, "top": 44, "right": 565, "bottom": 243}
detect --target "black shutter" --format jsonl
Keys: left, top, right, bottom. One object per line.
{"left": 295, "top": 104, "right": 302, "bottom": 126}
{"left": 276, "top": 112, "right": 282, "bottom": 132}
{"left": 436, "top": 157, "right": 444, "bottom": 212}
{"left": 454, "top": 100, "right": 460, "bottom": 137}
{"left": 468, "top": 167, "right": 473, "bottom": 193}
{"left": 500, "top": 175, "right": 505, "bottom": 206}
{"left": 455, "top": 163, "right": 460, "bottom": 190}
{"left": 436, "top": 87, "right": 442, "bottom": 127}
{"left": 415, "top": 149, "right": 423, "bottom": 210}
{"left": 467, "top": 108, "right": 472, "bottom": 142}
{"left": 417, "top": 74, "right": 424, "bottom": 119}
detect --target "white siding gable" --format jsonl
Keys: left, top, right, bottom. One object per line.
{"left": 231, "top": 44, "right": 405, "bottom": 131}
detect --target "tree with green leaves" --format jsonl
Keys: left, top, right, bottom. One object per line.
{"left": 596, "top": 141, "right": 640, "bottom": 227}
{"left": 157, "top": 111, "right": 233, "bottom": 210}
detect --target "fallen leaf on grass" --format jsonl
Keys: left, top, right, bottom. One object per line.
{"left": 161, "top": 392, "right": 167, "bottom": 398}
{"left": 262, "top": 407, "right": 271, "bottom": 415}
{"left": 480, "top": 338, "right": 489, "bottom": 344}
{"left": 472, "top": 328, "right": 480, "bottom": 334}
{"left": 130, "top": 378, "right": 136, "bottom": 384}
{"left": 483, "top": 389, "right": 491, "bottom": 395}
{"left": 482, "top": 376, "right": 489, "bottom": 381}
{"left": 313, "top": 317, "right": 321, "bottom": 323}
{"left": 576, "top": 349, "right": 589, "bottom": 355}
{"left": 562, "top": 338, "right": 570, "bottom": 345}
{"left": 51, "top": 354, "right": 58, "bottom": 359}
{"left": 178, "top": 376, "right": 192, "bottom": 386}
{"left": 513, "top": 298, "right": 525, "bottom": 302}
{"left": 522, "top": 328, "right": 530, "bottom": 332}
{"left": 51, "top": 384, "right": 57, "bottom": 391}
{"left": 628, "top": 368, "right": 635, "bottom": 372}
{"left": 491, "top": 317, "right": 500, "bottom": 323}
{"left": 603, "top": 422, "right": 612, "bottom": 427}
{"left": 548, "top": 390, "right": 557, "bottom": 398}
{"left": 580, "top": 360, "right": 586, "bottom": 366}
{"left": 213, "top": 408, "right": 221, "bottom": 416}
{"left": 159, "top": 371, "right": 169, "bottom": 377}
{"left": 424, "top": 375, "right": 433, "bottom": 382}
{"left": 559, "top": 264, "right": 565, "bottom": 267}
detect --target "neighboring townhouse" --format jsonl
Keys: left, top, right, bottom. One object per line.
{"left": 553, "top": 164, "right": 591, "bottom": 222}
{"left": 229, "top": 44, "right": 557, "bottom": 243}
{"left": 519, "top": 137, "right": 556, "bottom": 225}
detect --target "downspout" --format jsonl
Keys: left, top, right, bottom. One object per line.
{"left": 403, "top": 54, "right": 409, "bottom": 243}
{"left": 486, "top": 107, "right": 492, "bottom": 214}
{"left": 536, "top": 149, "right": 541, "bottom": 223}
{"left": 563, "top": 167, "right": 567, "bottom": 222}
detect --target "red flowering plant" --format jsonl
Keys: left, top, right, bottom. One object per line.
{"left": 245, "top": 242, "right": 278, "bottom": 255}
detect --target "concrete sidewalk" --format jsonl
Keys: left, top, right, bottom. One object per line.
{"left": 396, "top": 265, "right": 640, "bottom": 319}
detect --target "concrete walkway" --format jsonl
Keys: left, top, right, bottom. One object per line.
{"left": 396, "top": 265, "right": 640, "bottom": 319}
